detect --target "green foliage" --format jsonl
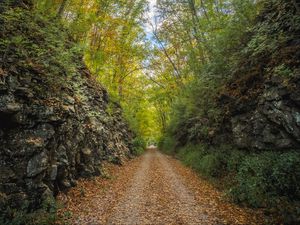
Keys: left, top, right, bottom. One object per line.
{"left": 176, "top": 144, "right": 227, "bottom": 178}
{"left": 197, "top": 154, "right": 224, "bottom": 178}
{"left": 273, "top": 64, "right": 295, "bottom": 78}
{"left": 0, "top": 197, "right": 58, "bottom": 225}
{"left": 177, "top": 144, "right": 205, "bottom": 165}
{"left": 131, "top": 136, "right": 146, "bottom": 156}
{"left": 225, "top": 148, "right": 247, "bottom": 173}
{"left": 245, "top": 0, "right": 300, "bottom": 58}
{"left": 0, "top": 6, "right": 82, "bottom": 87}
{"left": 165, "top": 141, "right": 300, "bottom": 223}
{"left": 230, "top": 151, "right": 300, "bottom": 208}
{"left": 158, "top": 135, "right": 176, "bottom": 155}
{"left": 122, "top": 89, "right": 161, "bottom": 142}
{"left": 164, "top": 78, "right": 222, "bottom": 147}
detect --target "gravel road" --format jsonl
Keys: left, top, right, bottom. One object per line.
{"left": 58, "top": 149, "right": 264, "bottom": 225}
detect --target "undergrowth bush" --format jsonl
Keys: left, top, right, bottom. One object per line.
{"left": 0, "top": 6, "right": 82, "bottom": 92}
{"left": 197, "top": 153, "right": 225, "bottom": 178}
{"left": 229, "top": 151, "right": 300, "bottom": 208}
{"left": 176, "top": 144, "right": 228, "bottom": 178}
{"left": 158, "top": 135, "right": 176, "bottom": 155}
{"left": 166, "top": 79, "right": 222, "bottom": 146}
{"left": 131, "top": 136, "right": 146, "bottom": 156}
{"left": 0, "top": 197, "right": 59, "bottom": 225}
{"left": 162, "top": 140, "right": 300, "bottom": 222}
{"left": 177, "top": 144, "right": 206, "bottom": 167}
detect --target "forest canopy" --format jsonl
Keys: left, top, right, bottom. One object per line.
{"left": 26, "top": 0, "right": 263, "bottom": 144}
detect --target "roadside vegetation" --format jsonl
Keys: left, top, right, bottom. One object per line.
{"left": 158, "top": 1, "right": 300, "bottom": 223}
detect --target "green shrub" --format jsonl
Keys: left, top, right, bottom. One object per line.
{"left": 269, "top": 152, "right": 300, "bottom": 199}
{"left": 131, "top": 136, "right": 146, "bottom": 156}
{"left": 178, "top": 144, "right": 207, "bottom": 167}
{"left": 178, "top": 144, "right": 240, "bottom": 179}
{"left": 0, "top": 197, "right": 58, "bottom": 225}
{"left": 197, "top": 153, "right": 225, "bottom": 178}
{"left": 226, "top": 149, "right": 247, "bottom": 173}
{"left": 176, "top": 144, "right": 227, "bottom": 178}
{"left": 0, "top": 6, "right": 82, "bottom": 94}
{"left": 158, "top": 135, "right": 176, "bottom": 154}
{"left": 229, "top": 152, "right": 278, "bottom": 207}
{"left": 174, "top": 143, "right": 300, "bottom": 216}
{"left": 229, "top": 151, "right": 300, "bottom": 208}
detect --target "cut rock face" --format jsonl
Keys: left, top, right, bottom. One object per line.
{"left": 27, "top": 152, "right": 48, "bottom": 177}
{"left": 0, "top": 60, "right": 133, "bottom": 216}
{"left": 0, "top": 2, "right": 135, "bottom": 219}
{"left": 228, "top": 79, "right": 300, "bottom": 150}
{"left": 218, "top": 0, "right": 300, "bottom": 151}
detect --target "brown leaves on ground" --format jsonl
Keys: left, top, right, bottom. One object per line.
{"left": 56, "top": 150, "right": 265, "bottom": 225}
{"left": 56, "top": 158, "right": 142, "bottom": 224}
{"left": 165, "top": 154, "right": 265, "bottom": 225}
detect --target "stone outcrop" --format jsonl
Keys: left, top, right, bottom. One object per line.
{"left": 0, "top": 3, "right": 134, "bottom": 215}
{"left": 219, "top": 0, "right": 300, "bottom": 150}
{"left": 220, "top": 77, "right": 300, "bottom": 150}
{"left": 0, "top": 64, "right": 134, "bottom": 212}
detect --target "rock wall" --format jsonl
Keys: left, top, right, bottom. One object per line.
{"left": 220, "top": 77, "right": 300, "bottom": 150}
{"left": 0, "top": 64, "right": 133, "bottom": 211}
{"left": 0, "top": 3, "right": 134, "bottom": 214}
{"left": 219, "top": 0, "right": 300, "bottom": 151}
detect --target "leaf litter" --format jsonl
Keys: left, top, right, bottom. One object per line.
{"left": 57, "top": 149, "right": 265, "bottom": 225}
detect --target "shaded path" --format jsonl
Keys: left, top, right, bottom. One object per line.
{"left": 58, "top": 149, "right": 264, "bottom": 225}
{"left": 107, "top": 150, "right": 217, "bottom": 224}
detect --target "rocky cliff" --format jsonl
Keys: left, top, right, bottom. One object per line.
{"left": 0, "top": 3, "right": 133, "bottom": 218}
{"left": 219, "top": 0, "right": 300, "bottom": 150}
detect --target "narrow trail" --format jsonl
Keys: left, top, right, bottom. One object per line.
{"left": 58, "top": 149, "right": 264, "bottom": 225}
{"left": 107, "top": 150, "right": 215, "bottom": 224}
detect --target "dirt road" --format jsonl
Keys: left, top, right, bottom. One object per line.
{"left": 58, "top": 149, "right": 264, "bottom": 225}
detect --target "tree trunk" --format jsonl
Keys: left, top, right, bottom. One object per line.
{"left": 57, "top": 0, "right": 68, "bottom": 18}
